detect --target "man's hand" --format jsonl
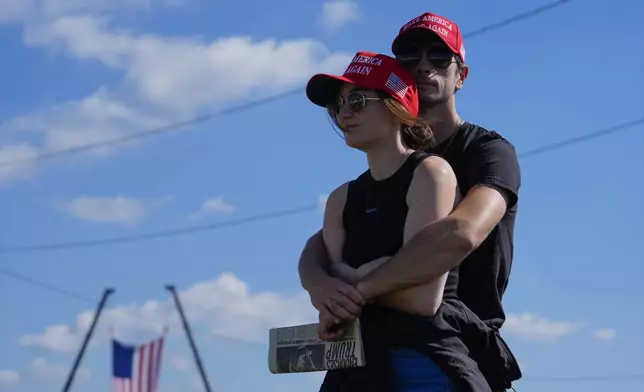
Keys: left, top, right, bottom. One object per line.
{"left": 315, "top": 257, "right": 391, "bottom": 341}
{"left": 308, "top": 276, "right": 365, "bottom": 324}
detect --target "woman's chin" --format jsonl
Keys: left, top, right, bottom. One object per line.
{"left": 344, "top": 136, "right": 369, "bottom": 151}
{"left": 344, "top": 140, "right": 367, "bottom": 151}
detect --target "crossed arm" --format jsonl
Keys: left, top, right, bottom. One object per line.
{"left": 312, "top": 156, "right": 461, "bottom": 337}
{"left": 298, "top": 137, "right": 520, "bottom": 323}
{"left": 299, "top": 184, "right": 509, "bottom": 297}
{"left": 358, "top": 136, "right": 521, "bottom": 299}
{"left": 305, "top": 185, "right": 509, "bottom": 339}
{"left": 356, "top": 184, "right": 509, "bottom": 299}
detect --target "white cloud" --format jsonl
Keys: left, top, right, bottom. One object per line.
{"left": 0, "top": 6, "right": 352, "bottom": 186}
{"left": 317, "top": 194, "right": 328, "bottom": 207}
{"left": 319, "top": 1, "right": 359, "bottom": 33}
{"left": 28, "top": 358, "right": 91, "bottom": 383}
{"left": 56, "top": 194, "right": 172, "bottom": 226}
{"left": 591, "top": 328, "right": 616, "bottom": 341}
{"left": 0, "top": 360, "right": 90, "bottom": 388}
{"left": 0, "top": 370, "right": 20, "bottom": 387}
{"left": 317, "top": 193, "right": 328, "bottom": 214}
{"left": 502, "top": 313, "right": 582, "bottom": 341}
{"left": 20, "top": 272, "right": 317, "bottom": 354}
{"left": 23, "top": 16, "right": 350, "bottom": 111}
{"left": 20, "top": 325, "right": 82, "bottom": 353}
{"left": 0, "top": 144, "right": 40, "bottom": 186}
{"left": 189, "top": 196, "right": 235, "bottom": 220}
{"left": 0, "top": 0, "right": 176, "bottom": 25}
{"left": 10, "top": 89, "right": 164, "bottom": 156}
{"left": 20, "top": 299, "right": 169, "bottom": 353}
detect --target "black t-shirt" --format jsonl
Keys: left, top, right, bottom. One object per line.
{"left": 425, "top": 121, "right": 521, "bottom": 330}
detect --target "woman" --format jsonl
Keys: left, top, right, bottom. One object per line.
{"left": 306, "top": 51, "right": 462, "bottom": 392}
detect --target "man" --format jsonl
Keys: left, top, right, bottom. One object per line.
{"left": 298, "top": 11, "right": 522, "bottom": 391}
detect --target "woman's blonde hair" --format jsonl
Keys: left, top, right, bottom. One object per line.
{"left": 327, "top": 90, "right": 435, "bottom": 150}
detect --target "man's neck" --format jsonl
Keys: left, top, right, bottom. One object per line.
{"left": 419, "top": 100, "right": 463, "bottom": 144}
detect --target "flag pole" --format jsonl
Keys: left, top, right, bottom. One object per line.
{"left": 61, "top": 287, "right": 115, "bottom": 392}
{"left": 166, "top": 284, "right": 212, "bottom": 392}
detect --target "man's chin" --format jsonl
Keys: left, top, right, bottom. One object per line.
{"left": 419, "top": 93, "right": 447, "bottom": 108}
{"left": 419, "top": 98, "right": 440, "bottom": 108}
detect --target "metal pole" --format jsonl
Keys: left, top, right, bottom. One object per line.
{"left": 166, "top": 284, "right": 212, "bottom": 392}
{"left": 62, "top": 287, "right": 115, "bottom": 392}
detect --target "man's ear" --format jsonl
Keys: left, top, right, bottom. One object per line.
{"left": 456, "top": 65, "right": 469, "bottom": 90}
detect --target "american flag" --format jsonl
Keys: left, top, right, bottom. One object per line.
{"left": 385, "top": 72, "right": 409, "bottom": 99}
{"left": 112, "top": 336, "right": 165, "bottom": 392}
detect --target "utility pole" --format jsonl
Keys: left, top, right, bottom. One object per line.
{"left": 62, "top": 287, "right": 115, "bottom": 392}
{"left": 166, "top": 284, "right": 212, "bottom": 392}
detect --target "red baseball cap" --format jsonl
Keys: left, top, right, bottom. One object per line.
{"left": 391, "top": 12, "right": 466, "bottom": 63}
{"left": 306, "top": 51, "right": 419, "bottom": 117}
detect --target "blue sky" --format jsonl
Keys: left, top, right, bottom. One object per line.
{"left": 0, "top": 0, "right": 643, "bottom": 391}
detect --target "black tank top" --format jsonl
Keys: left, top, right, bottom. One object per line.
{"left": 319, "top": 151, "right": 490, "bottom": 392}
{"left": 341, "top": 150, "right": 459, "bottom": 300}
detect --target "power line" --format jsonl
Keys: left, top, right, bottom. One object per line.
{"left": 0, "top": 0, "right": 574, "bottom": 169}
{"left": 0, "top": 267, "right": 96, "bottom": 303}
{"left": 519, "top": 117, "right": 644, "bottom": 158}
{"left": 0, "top": 116, "right": 641, "bottom": 255}
{"left": 0, "top": 203, "right": 319, "bottom": 254}
{"left": 462, "top": 0, "right": 573, "bottom": 38}
{"left": 0, "top": 88, "right": 303, "bottom": 169}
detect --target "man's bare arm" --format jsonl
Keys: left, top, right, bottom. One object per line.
{"left": 298, "top": 230, "right": 331, "bottom": 292}
{"left": 298, "top": 184, "right": 365, "bottom": 325}
{"left": 357, "top": 184, "right": 509, "bottom": 300}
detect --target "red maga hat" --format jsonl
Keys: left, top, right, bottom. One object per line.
{"left": 306, "top": 51, "right": 419, "bottom": 117}
{"left": 392, "top": 12, "right": 466, "bottom": 63}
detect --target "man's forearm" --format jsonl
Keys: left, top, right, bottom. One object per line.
{"left": 357, "top": 217, "right": 475, "bottom": 299}
{"left": 298, "top": 230, "right": 333, "bottom": 292}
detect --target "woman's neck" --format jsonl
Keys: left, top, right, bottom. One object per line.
{"left": 365, "top": 138, "right": 414, "bottom": 181}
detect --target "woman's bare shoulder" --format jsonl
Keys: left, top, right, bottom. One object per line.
{"left": 325, "top": 181, "right": 350, "bottom": 211}
{"left": 411, "top": 154, "right": 457, "bottom": 191}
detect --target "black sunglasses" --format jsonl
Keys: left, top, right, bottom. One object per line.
{"left": 396, "top": 51, "right": 455, "bottom": 69}
{"left": 334, "top": 91, "right": 381, "bottom": 114}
